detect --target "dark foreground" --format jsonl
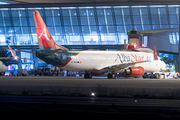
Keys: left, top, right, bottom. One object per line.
{"left": 1, "top": 102, "right": 180, "bottom": 120}
{"left": 0, "top": 76, "right": 180, "bottom": 119}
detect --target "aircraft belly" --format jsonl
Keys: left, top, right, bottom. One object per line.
{"left": 62, "top": 59, "right": 105, "bottom": 72}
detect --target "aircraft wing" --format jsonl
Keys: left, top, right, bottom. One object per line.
{"left": 18, "top": 57, "right": 43, "bottom": 61}
{"left": 95, "top": 60, "right": 149, "bottom": 72}
{"left": 0, "top": 57, "right": 14, "bottom": 59}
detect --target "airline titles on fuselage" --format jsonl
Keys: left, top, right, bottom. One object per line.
{"left": 68, "top": 53, "right": 152, "bottom": 64}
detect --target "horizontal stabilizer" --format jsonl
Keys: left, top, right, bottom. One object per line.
{"left": 39, "top": 49, "right": 62, "bottom": 55}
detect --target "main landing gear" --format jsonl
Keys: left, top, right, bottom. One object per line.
{"left": 84, "top": 72, "right": 92, "bottom": 79}
{"left": 107, "top": 73, "right": 116, "bottom": 79}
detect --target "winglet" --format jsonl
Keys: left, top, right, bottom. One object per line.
{"left": 153, "top": 46, "right": 158, "bottom": 60}
{"left": 8, "top": 45, "right": 18, "bottom": 60}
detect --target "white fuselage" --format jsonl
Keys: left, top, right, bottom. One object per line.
{"left": 0, "top": 61, "right": 7, "bottom": 73}
{"left": 62, "top": 51, "right": 166, "bottom": 73}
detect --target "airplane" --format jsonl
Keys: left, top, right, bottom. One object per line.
{"left": 8, "top": 10, "right": 167, "bottom": 79}
{"left": 0, "top": 61, "right": 7, "bottom": 76}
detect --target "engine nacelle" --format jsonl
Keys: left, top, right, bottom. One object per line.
{"left": 91, "top": 72, "right": 104, "bottom": 76}
{"left": 125, "top": 66, "right": 144, "bottom": 77}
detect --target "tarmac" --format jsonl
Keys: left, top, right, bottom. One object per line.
{"left": 0, "top": 76, "right": 180, "bottom": 97}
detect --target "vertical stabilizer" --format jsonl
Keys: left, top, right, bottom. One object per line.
{"left": 153, "top": 46, "right": 158, "bottom": 60}
{"left": 8, "top": 45, "right": 18, "bottom": 59}
{"left": 33, "top": 10, "right": 68, "bottom": 51}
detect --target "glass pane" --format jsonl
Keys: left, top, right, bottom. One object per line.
{"left": 0, "top": 27, "right": 5, "bottom": 34}
{"left": 80, "top": 16, "right": 88, "bottom": 25}
{"left": 151, "top": 16, "right": 159, "bottom": 24}
{"left": 71, "top": 9, "right": 77, "bottom": 16}
{"left": 89, "top": 16, "right": 96, "bottom": 25}
{"left": 88, "top": 9, "right": 94, "bottom": 16}
{"left": 22, "top": 27, "right": 29, "bottom": 34}
{"left": 64, "top": 26, "right": 72, "bottom": 35}
{"left": 117, "top": 26, "right": 125, "bottom": 33}
{"left": 82, "top": 26, "right": 89, "bottom": 34}
{"left": 54, "top": 17, "right": 61, "bottom": 26}
{"left": 21, "top": 18, "right": 28, "bottom": 26}
{"left": 0, "top": 11, "right": 3, "bottom": 17}
{"left": 150, "top": 8, "right": 158, "bottom": 15}
{"left": 46, "top": 17, "right": 53, "bottom": 26}
{"left": 79, "top": 9, "right": 87, "bottom": 16}
{"left": 6, "top": 27, "right": 14, "bottom": 34}
{"left": 98, "top": 16, "right": 105, "bottom": 25}
{"left": 106, "top": 16, "right": 114, "bottom": 25}
{"left": 160, "top": 16, "right": 168, "bottom": 24}
{"left": 14, "top": 27, "right": 21, "bottom": 34}
{"left": 53, "top": 10, "right": 61, "bottom": 16}
{"left": 4, "top": 18, "right": 11, "bottom": 26}
{"left": 31, "top": 27, "right": 36, "bottom": 34}
{"left": 13, "top": 18, "right": 20, "bottom": 26}
{"left": 132, "top": 8, "right": 140, "bottom": 15}
{"left": 133, "top": 16, "right": 141, "bottom": 24}
{"left": 62, "top": 9, "right": 69, "bottom": 16}
{"left": 114, "top": 8, "right": 122, "bottom": 15}
{"left": 108, "top": 26, "right": 115, "bottom": 33}
{"left": 90, "top": 26, "right": 97, "bottom": 34}
{"left": 159, "top": 8, "right": 166, "bottom": 15}
{"left": 19, "top": 10, "right": 26, "bottom": 17}
{"left": 11, "top": 10, "right": 18, "bottom": 17}
{"left": 55, "top": 27, "right": 63, "bottom": 35}
{"left": 153, "top": 25, "right": 160, "bottom": 29}
{"left": 63, "top": 16, "right": 70, "bottom": 25}
{"left": 29, "top": 18, "right": 35, "bottom": 26}
{"left": 0, "top": 19, "right": 3, "bottom": 26}
{"left": 105, "top": 9, "right": 112, "bottom": 15}
{"left": 115, "top": 16, "right": 123, "bottom": 25}
{"left": 169, "top": 15, "right": 177, "bottom": 24}
{"left": 72, "top": 26, "right": 80, "bottom": 35}
{"left": 71, "top": 16, "right": 78, "bottom": 25}
{"left": 96, "top": 9, "right": 104, "bottom": 15}
{"left": 143, "top": 25, "right": 151, "bottom": 30}
{"left": 3, "top": 11, "right": 9, "bottom": 17}
{"left": 168, "top": 7, "right": 176, "bottom": 14}
{"left": 99, "top": 26, "right": 107, "bottom": 33}
{"left": 124, "top": 16, "right": 131, "bottom": 25}
{"left": 123, "top": 8, "right": 130, "bottom": 15}
{"left": 142, "top": 16, "right": 150, "bottom": 24}
{"left": 45, "top": 10, "right": 52, "bottom": 16}
{"left": 47, "top": 27, "right": 54, "bottom": 35}
{"left": 162, "top": 25, "right": 169, "bottom": 28}
{"left": 141, "top": 8, "right": 148, "bottom": 15}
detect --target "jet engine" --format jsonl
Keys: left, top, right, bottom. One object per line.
{"left": 125, "top": 66, "right": 144, "bottom": 77}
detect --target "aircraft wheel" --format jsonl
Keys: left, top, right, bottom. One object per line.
{"left": 84, "top": 72, "right": 92, "bottom": 79}
{"left": 112, "top": 73, "right": 116, "bottom": 79}
{"left": 107, "top": 73, "right": 112, "bottom": 79}
{"left": 142, "top": 73, "right": 147, "bottom": 79}
{"left": 175, "top": 74, "right": 178, "bottom": 79}
{"left": 155, "top": 73, "right": 160, "bottom": 79}
{"left": 150, "top": 74, "right": 154, "bottom": 79}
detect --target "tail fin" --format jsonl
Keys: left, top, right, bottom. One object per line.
{"left": 153, "top": 46, "right": 158, "bottom": 60}
{"left": 8, "top": 45, "right": 18, "bottom": 60}
{"left": 33, "top": 10, "right": 68, "bottom": 51}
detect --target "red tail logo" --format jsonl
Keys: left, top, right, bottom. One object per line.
{"left": 153, "top": 46, "right": 158, "bottom": 60}
{"left": 38, "top": 27, "right": 50, "bottom": 41}
{"left": 33, "top": 10, "right": 68, "bottom": 50}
